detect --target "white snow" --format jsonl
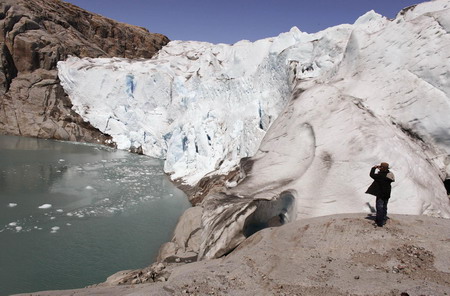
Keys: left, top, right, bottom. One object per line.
{"left": 38, "top": 204, "right": 52, "bottom": 209}
{"left": 57, "top": 0, "right": 450, "bottom": 258}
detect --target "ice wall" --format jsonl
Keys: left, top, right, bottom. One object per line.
{"left": 58, "top": 26, "right": 352, "bottom": 185}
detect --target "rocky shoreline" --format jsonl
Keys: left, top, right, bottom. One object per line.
{"left": 15, "top": 213, "right": 450, "bottom": 295}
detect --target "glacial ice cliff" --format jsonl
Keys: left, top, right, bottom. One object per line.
{"left": 59, "top": 0, "right": 450, "bottom": 259}
{"left": 58, "top": 23, "right": 352, "bottom": 185}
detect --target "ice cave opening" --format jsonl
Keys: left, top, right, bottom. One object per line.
{"left": 444, "top": 179, "right": 450, "bottom": 195}
{"left": 243, "top": 191, "right": 296, "bottom": 238}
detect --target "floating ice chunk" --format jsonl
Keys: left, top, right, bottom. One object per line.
{"left": 66, "top": 223, "right": 72, "bottom": 226}
{"left": 8, "top": 222, "right": 17, "bottom": 227}
{"left": 50, "top": 226, "right": 60, "bottom": 233}
{"left": 38, "top": 204, "right": 52, "bottom": 209}
{"left": 15, "top": 226, "right": 22, "bottom": 232}
{"left": 8, "top": 203, "right": 17, "bottom": 208}
{"left": 85, "top": 186, "right": 94, "bottom": 190}
{"left": 56, "top": 209, "right": 64, "bottom": 213}
{"left": 59, "top": 159, "right": 65, "bottom": 162}
{"left": 50, "top": 217, "right": 56, "bottom": 220}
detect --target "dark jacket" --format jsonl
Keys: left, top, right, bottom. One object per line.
{"left": 365, "top": 167, "right": 395, "bottom": 200}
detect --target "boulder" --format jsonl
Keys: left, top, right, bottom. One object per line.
{"left": 157, "top": 206, "right": 203, "bottom": 262}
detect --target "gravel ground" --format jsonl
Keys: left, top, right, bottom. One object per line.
{"left": 17, "top": 213, "right": 450, "bottom": 296}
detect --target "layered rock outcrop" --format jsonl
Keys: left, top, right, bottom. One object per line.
{"left": 0, "top": 0, "right": 169, "bottom": 144}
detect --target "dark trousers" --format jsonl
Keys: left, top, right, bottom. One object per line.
{"left": 375, "top": 197, "right": 388, "bottom": 226}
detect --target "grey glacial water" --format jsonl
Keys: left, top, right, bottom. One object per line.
{"left": 0, "top": 135, "right": 190, "bottom": 296}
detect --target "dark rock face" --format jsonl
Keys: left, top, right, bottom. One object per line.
{"left": 0, "top": 0, "right": 169, "bottom": 144}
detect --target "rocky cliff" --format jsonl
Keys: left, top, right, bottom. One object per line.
{"left": 0, "top": 0, "right": 169, "bottom": 144}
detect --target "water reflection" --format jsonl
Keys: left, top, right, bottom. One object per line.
{"left": 0, "top": 135, "right": 189, "bottom": 295}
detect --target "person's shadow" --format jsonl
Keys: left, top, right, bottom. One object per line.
{"left": 365, "top": 202, "right": 376, "bottom": 221}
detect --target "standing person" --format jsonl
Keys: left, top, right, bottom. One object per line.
{"left": 365, "top": 162, "right": 395, "bottom": 227}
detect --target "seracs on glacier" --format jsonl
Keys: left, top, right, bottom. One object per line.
{"left": 58, "top": 23, "right": 351, "bottom": 185}
{"left": 58, "top": 0, "right": 450, "bottom": 259}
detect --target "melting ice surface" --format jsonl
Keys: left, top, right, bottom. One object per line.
{"left": 0, "top": 135, "right": 189, "bottom": 295}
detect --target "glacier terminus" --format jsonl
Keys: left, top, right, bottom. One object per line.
{"left": 58, "top": 0, "right": 450, "bottom": 259}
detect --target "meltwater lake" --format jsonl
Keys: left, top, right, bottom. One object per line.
{"left": 0, "top": 135, "right": 190, "bottom": 296}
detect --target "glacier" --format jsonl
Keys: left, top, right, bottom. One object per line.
{"left": 58, "top": 0, "right": 450, "bottom": 259}
{"left": 58, "top": 24, "right": 352, "bottom": 185}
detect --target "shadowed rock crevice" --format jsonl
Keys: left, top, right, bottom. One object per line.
{"left": 0, "top": 43, "right": 17, "bottom": 93}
